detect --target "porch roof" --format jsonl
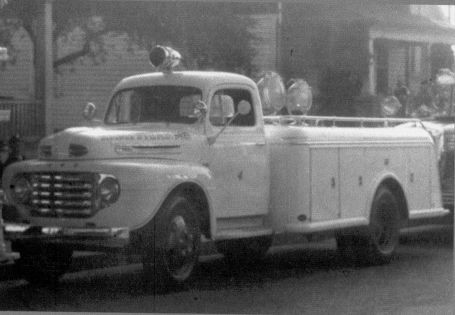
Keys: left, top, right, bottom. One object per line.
{"left": 367, "top": 7, "right": 455, "bottom": 44}
{"left": 308, "top": 4, "right": 455, "bottom": 44}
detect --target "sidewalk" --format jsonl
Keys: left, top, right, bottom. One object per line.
{"left": 379, "top": 305, "right": 454, "bottom": 315}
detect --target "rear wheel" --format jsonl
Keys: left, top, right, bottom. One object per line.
{"left": 142, "top": 195, "right": 201, "bottom": 289}
{"left": 15, "top": 244, "right": 73, "bottom": 286}
{"left": 365, "top": 186, "right": 401, "bottom": 264}
{"left": 337, "top": 186, "right": 401, "bottom": 265}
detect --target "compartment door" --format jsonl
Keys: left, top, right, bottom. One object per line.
{"left": 340, "top": 148, "right": 366, "bottom": 218}
{"left": 310, "top": 148, "right": 339, "bottom": 221}
{"left": 407, "top": 147, "right": 431, "bottom": 210}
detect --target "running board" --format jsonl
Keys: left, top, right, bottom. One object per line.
{"left": 215, "top": 226, "right": 273, "bottom": 240}
{"left": 408, "top": 208, "right": 449, "bottom": 220}
{"left": 215, "top": 215, "right": 272, "bottom": 240}
{"left": 285, "top": 217, "right": 369, "bottom": 234}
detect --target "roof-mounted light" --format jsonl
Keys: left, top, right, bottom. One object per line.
{"left": 149, "top": 45, "right": 181, "bottom": 72}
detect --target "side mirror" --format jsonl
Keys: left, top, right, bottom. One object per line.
{"left": 238, "top": 100, "right": 251, "bottom": 116}
{"left": 83, "top": 102, "right": 97, "bottom": 121}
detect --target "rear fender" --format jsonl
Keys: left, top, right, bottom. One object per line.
{"left": 365, "top": 171, "right": 408, "bottom": 224}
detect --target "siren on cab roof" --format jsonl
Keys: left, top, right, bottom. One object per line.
{"left": 149, "top": 46, "right": 182, "bottom": 72}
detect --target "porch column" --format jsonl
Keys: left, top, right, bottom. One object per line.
{"left": 367, "top": 36, "right": 376, "bottom": 95}
{"left": 35, "top": 0, "right": 54, "bottom": 136}
{"left": 44, "top": 0, "right": 54, "bottom": 135}
{"left": 276, "top": 2, "right": 282, "bottom": 73}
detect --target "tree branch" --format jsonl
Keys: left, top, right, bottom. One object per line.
{"left": 53, "top": 42, "right": 90, "bottom": 68}
{"left": 53, "top": 28, "right": 110, "bottom": 69}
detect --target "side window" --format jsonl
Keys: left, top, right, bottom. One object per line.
{"left": 209, "top": 88, "right": 255, "bottom": 127}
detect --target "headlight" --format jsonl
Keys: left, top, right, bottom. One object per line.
{"left": 96, "top": 176, "right": 120, "bottom": 208}
{"left": 10, "top": 175, "right": 32, "bottom": 204}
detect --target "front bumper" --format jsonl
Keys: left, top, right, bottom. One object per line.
{"left": 4, "top": 223, "right": 130, "bottom": 252}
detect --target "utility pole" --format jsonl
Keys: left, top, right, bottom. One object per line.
{"left": 35, "top": 0, "right": 54, "bottom": 136}
{"left": 276, "top": 2, "right": 282, "bottom": 74}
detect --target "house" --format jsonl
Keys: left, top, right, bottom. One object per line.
{"left": 0, "top": 1, "right": 278, "bottom": 136}
{"left": 279, "top": 3, "right": 455, "bottom": 115}
{"left": 0, "top": 3, "right": 453, "bottom": 136}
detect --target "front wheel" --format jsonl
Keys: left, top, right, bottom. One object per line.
{"left": 142, "top": 195, "right": 201, "bottom": 288}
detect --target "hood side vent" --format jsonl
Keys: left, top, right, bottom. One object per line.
{"left": 69, "top": 143, "right": 88, "bottom": 157}
{"left": 40, "top": 145, "right": 52, "bottom": 158}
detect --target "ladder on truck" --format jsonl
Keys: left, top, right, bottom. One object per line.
{"left": 264, "top": 115, "right": 423, "bottom": 128}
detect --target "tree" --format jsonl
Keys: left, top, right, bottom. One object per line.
{"left": 431, "top": 43, "right": 455, "bottom": 77}
{"left": 0, "top": 0, "right": 257, "bottom": 73}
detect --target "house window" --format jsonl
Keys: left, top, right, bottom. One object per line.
{"left": 375, "top": 39, "right": 388, "bottom": 95}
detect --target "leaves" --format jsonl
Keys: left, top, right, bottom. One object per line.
{"left": 1, "top": 1, "right": 257, "bottom": 73}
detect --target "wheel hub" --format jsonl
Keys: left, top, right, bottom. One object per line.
{"left": 165, "top": 215, "right": 196, "bottom": 279}
{"left": 372, "top": 202, "right": 397, "bottom": 253}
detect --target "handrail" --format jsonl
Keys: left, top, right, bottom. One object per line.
{"left": 263, "top": 115, "right": 421, "bottom": 127}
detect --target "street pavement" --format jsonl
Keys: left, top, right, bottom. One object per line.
{"left": 0, "top": 217, "right": 453, "bottom": 314}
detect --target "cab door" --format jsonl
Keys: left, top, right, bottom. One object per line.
{"left": 206, "top": 85, "right": 269, "bottom": 219}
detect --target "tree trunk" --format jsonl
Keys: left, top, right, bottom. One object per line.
{"left": 33, "top": 0, "right": 52, "bottom": 136}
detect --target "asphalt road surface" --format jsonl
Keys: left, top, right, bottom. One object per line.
{"left": 0, "top": 220, "right": 453, "bottom": 314}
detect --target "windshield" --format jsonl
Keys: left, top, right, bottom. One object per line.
{"left": 105, "top": 86, "right": 202, "bottom": 124}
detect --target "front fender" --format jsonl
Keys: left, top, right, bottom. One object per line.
{"left": 3, "top": 159, "right": 215, "bottom": 232}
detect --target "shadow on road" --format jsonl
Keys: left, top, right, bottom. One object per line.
{"left": 399, "top": 223, "right": 453, "bottom": 248}
{"left": 0, "top": 222, "right": 452, "bottom": 311}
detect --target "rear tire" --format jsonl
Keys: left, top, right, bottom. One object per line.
{"left": 142, "top": 195, "right": 201, "bottom": 290}
{"left": 336, "top": 186, "right": 401, "bottom": 265}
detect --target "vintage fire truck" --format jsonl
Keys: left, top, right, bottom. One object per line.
{"left": 2, "top": 47, "right": 448, "bottom": 287}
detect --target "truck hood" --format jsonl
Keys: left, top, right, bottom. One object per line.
{"left": 38, "top": 126, "right": 201, "bottom": 160}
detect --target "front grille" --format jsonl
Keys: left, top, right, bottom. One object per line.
{"left": 444, "top": 131, "right": 455, "bottom": 151}
{"left": 442, "top": 191, "right": 454, "bottom": 208}
{"left": 29, "top": 172, "right": 97, "bottom": 218}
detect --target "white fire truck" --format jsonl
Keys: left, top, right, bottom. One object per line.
{"left": 2, "top": 47, "right": 448, "bottom": 287}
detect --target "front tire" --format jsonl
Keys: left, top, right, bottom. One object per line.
{"left": 142, "top": 195, "right": 201, "bottom": 289}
